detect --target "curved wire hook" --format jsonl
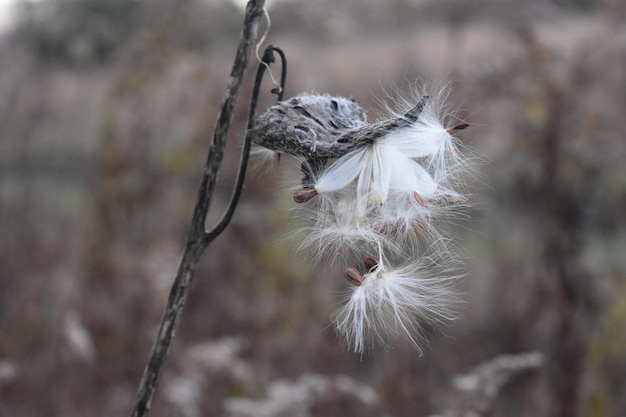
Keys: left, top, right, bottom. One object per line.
{"left": 247, "top": 45, "right": 287, "bottom": 129}
{"left": 206, "top": 45, "right": 287, "bottom": 240}
{"left": 269, "top": 46, "right": 287, "bottom": 101}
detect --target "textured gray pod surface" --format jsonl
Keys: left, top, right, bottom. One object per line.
{"left": 248, "top": 94, "right": 368, "bottom": 161}
{"left": 249, "top": 93, "right": 429, "bottom": 164}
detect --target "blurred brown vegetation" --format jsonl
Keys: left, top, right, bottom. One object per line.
{"left": 1, "top": 1, "right": 625, "bottom": 416}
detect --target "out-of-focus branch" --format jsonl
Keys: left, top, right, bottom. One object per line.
{"left": 128, "top": 2, "right": 266, "bottom": 416}
{"left": 432, "top": 352, "right": 543, "bottom": 417}
{"left": 453, "top": 351, "right": 543, "bottom": 402}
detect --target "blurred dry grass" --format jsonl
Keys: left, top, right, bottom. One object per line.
{"left": 1, "top": 1, "right": 625, "bottom": 416}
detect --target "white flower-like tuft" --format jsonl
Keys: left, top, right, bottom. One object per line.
{"left": 253, "top": 87, "right": 474, "bottom": 354}
{"left": 333, "top": 255, "right": 461, "bottom": 354}
{"left": 295, "top": 197, "right": 397, "bottom": 266}
{"left": 314, "top": 142, "right": 439, "bottom": 216}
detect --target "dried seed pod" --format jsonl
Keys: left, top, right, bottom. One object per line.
{"left": 293, "top": 188, "right": 319, "bottom": 203}
{"left": 343, "top": 268, "right": 364, "bottom": 286}
{"left": 249, "top": 94, "right": 430, "bottom": 162}
{"left": 364, "top": 257, "right": 378, "bottom": 272}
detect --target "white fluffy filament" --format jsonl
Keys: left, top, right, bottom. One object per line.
{"left": 288, "top": 89, "right": 472, "bottom": 354}
{"left": 333, "top": 260, "right": 460, "bottom": 354}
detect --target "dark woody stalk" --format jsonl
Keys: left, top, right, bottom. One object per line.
{"left": 128, "top": 1, "right": 273, "bottom": 416}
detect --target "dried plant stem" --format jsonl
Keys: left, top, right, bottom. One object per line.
{"left": 128, "top": 1, "right": 266, "bottom": 416}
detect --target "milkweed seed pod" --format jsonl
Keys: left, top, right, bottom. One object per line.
{"left": 249, "top": 89, "right": 473, "bottom": 353}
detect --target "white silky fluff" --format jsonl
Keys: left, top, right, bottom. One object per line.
{"left": 296, "top": 197, "right": 398, "bottom": 266}
{"left": 309, "top": 95, "right": 465, "bottom": 250}
{"left": 332, "top": 258, "right": 460, "bottom": 354}
{"left": 289, "top": 88, "right": 473, "bottom": 354}
{"left": 315, "top": 143, "right": 439, "bottom": 217}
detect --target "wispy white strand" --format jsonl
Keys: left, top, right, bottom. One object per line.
{"left": 314, "top": 150, "right": 364, "bottom": 194}
{"left": 333, "top": 258, "right": 462, "bottom": 354}
{"left": 249, "top": 145, "right": 281, "bottom": 176}
{"left": 254, "top": 6, "right": 282, "bottom": 94}
{"left": 294, "top": 197, "right": 402, "bottom": 267}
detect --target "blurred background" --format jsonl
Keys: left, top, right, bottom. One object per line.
{"left": 1, "top": 0, "right": 625, "bottom": 416}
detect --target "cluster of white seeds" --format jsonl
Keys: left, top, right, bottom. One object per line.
{"left": 254, "top": 89, "right": 473, "bottom": 354}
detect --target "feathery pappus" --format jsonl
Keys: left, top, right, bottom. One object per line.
{"left": 250, "top": 85, "right": 475, "bottom": 353}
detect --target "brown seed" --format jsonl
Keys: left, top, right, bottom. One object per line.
{"left": 446, "top": 122, "right": 470, "bottom": 132}
{"left": 293, "top": 188, "right": 318, "bottom": 203}
{"left": 343, "top": 268, "right": 363, "bottom": 286}
{"left": 436, "top": 186, "right": 459, "bottom": 204}
{"left": 413, "top": 191, "right": 429, "bottom": 207}
{"left": 412, "top": 222, "right": 427, "bottom": 238}
{"left": 445, "top": 195, "right": 459, "bottom": 204}
{"left": 364, "top": 257, "right": 378, "bottom": 272}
